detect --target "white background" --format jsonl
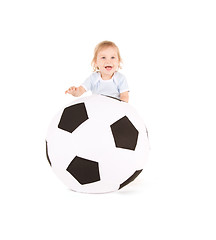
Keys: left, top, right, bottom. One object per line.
{"left": 0, "top": 0, "right": 215, "bottom": 239}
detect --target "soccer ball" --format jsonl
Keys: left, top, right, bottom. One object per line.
{"left": 46, "top": 95, "right": 149, "bottom": 193}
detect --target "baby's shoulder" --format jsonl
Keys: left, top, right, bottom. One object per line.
{"left": 114, "top": 71, "right": 125, "bottom": 78}
{"left": 113, "top": 72, "right": 127, "bottom": 82}
{"left": 89, "top": 72, "right": 100, "bottom": 81}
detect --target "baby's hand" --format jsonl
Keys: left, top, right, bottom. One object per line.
{"left": 65, "top": 86, "right": 78, "bottom": 96}
{"left": 65, "top": 86, "right": 86, "bottom": 97}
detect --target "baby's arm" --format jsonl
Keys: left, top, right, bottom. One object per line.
{"left": 65, "top": 86, "right": 86, "bottom": 97}
{"left": 120, "top": 91, "right": 129, "bottom": 103}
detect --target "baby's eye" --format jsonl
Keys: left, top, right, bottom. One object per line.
{"left": 101, "top": 57, "right": 106, "bottom": 59}
{"left": 111, "top": 56, "right": 115, "bottom": 59}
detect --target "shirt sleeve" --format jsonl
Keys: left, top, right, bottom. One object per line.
{"left": 81, "top": 75, "right": 92, "bottom": 92}
{"left": 118, "top": 74, "right": 129, "bottom": 93}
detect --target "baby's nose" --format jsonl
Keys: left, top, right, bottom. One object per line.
{"left": 105, "top": 60, "right": 112, "bottom": 65}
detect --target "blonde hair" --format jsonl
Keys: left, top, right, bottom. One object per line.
{"left": 91, "top": 40, "right": 123, "bottom": 72}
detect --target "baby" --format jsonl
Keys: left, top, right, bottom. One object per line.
{"left": 65, "top": 41, "right": 129, "bottom": 102}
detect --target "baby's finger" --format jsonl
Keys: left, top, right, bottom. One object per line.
{"left": 65, "top": 87, "right": 72, "bottom": 94}
{"left": 65, "top": 86, "right": 76, "bottom": 94}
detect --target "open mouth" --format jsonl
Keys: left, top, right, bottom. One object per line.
{"left": 105, "top": 66, "right": 113, "bottom": 70}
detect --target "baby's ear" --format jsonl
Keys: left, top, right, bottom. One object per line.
{"left": 92, "top": 61, "right": 97, "bottom": 71}
{"left": 95, "top": 64, "right": 100, "bottom": 70}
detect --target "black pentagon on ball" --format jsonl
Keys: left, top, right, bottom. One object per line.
{"left": 58, "top": 103, "right": 88, "bottom": 133}
{"left": 45, "top": 141, "right": 52, "bottom": 167}
{"left": 110, "top": 116, "right": 139, "bottom": 150}
{"left": 66, "top": 156, "right": 100, "bottom": 185}
{"left": 119, "top": 169, "right": 143, "bottom": 189}
{"left": 102, "top": 94, "right": 121, "bottom": 101}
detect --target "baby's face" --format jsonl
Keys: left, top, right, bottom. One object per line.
{"left": 95, "top": 47, "right": 120, "bottom": 80}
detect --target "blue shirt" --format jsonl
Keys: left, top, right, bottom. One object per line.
{"left": 81, "top": 72, "right": 129, "bottom": 99}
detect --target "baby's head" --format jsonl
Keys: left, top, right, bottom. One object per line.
{"left": 91, "top": 41, "right": 123, "bottom": 72}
